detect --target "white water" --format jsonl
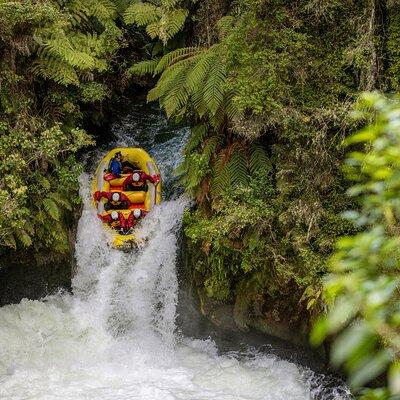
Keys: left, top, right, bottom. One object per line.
{"left": 0, "top": 102, "right": 349, "bottom": 400}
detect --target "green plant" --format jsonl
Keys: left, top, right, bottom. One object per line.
{"left": 311, "top": 93, "right": 400, "bottom": 399}
{"left": 0, "top": 0, "right": 123, "bottom": 252}
{"left": 124, "top": 0, "right": 195, "bottom": 44}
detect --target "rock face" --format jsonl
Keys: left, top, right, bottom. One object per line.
{"left": 0, "top": 209, "right": 80, "bottom": 306}
{"left": 0, "top": 253, "right": 72, "bottom": 306}
{"left": 179, "top": 233, "right": 313, "bottom": 349}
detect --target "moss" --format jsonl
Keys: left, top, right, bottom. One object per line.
{"left": 387, "top": 3, "right": 400, "bottom": 90}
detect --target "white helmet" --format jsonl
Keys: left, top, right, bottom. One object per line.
{"left": 111, "top": 211, "right": 119, "bottom": 220}
{"left": 133, "top": 209, "right": 141, "bottom": 219}
{"left": 132, "top": 172, "right": 140, "bottom": 182}
{"left": 112, "top": 192, "right": 120, "bottom": 202}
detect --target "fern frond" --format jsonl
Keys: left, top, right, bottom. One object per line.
{"left": 216, "top": 15, "right": 235, "bottom": 38}
{"left": 203, "top": 60, "right": 226, "bottom": 115}
{"left": 185, "top": 124, "right": 207, "bottom": 153}
{"left": 147, "top": 57, "right": 193, "bottom": 102}
{"left": 225, "top": 96, "right": 241, "bottom": 121}
{"left": 49, "top": 192, "right": 72, "bottom": 211}
{"left": 210, "top": 103, "right": 227, "bottom": 130}
{"left": 160, "top": 0, "right": 181, "bottom": 8}
{"left": 42, "top": 37, "right": 95, "bottom": 69}
{"left": 211, "top": 151, "right": 230, "bottom": 196}
{"left": 202, "top": 136, "right": 218, "bottom": 165}
{"left": 191, "top": 84, "right": 207, "bottom": 117}
{"left": 162, "top": 60, "right": 192, "bottom": 116}
{"left": 124, "top": 2, "right": 159, "bottom": 25}
{"left": 250, "top": 143, "right": 271, "bottom": 175}
{"left": 43, "top": 198, "right": 60, "bottom": 221}
{"left": 186, "top": 45, "right": 218, "bottom": 92}
{"left": 212, "top": 164, "right": 230, "bottom": 196}
{"left": 228, "top": 149, "right": 248, "bottom": 187}
{"left": 159, "top": 8, "right": 188, "bottom": 43}
{"left": 88, "top": 0, "right": 117, "bottom": 22}
{"left": 154, "top": 46, "right": 201, "bottom": 74}
{"left": 32, "top": 58, "right": 79, "bottom": 86}
{"left": 15, "top": 229, "right": 32, "bottom": 247}
{"left": 129, "top": 59, "right": 160, "bottom": 76}
{"left": 146, "top": 21, "right": 160, "bottom": 39}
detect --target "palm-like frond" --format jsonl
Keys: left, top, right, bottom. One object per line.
{"left": 154, "top": 46, "right": 202, "bottom": 74}
{"left": 250, "top": 143, "right": 271, "bottom": 175}
{"left": 228, "top": 149, "right": 248, "bottom": 188}
{"left": 203, "top": 60, "right": 226, "bottom": 115}
{"left": 32, "top": 58, "right": 79, "bottom": 85}
{"left": 129, "top": 59, "right": 160, "bottom": 76}
{"left": 159, "top": 8, "right": 188, "bottom": 43}
{"left": 124, "top": 2, "right": 159, "bottom": 25}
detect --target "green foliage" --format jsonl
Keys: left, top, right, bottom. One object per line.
{"left": 387, "top": 3, "right": 400, "bottom": 91}
{"left": 0, "top": 122, "right": 94, "bottom": 251}
{"left": 124, "top": 0, "right": 193, "bottom": 44}
{"left": 311, "top": 93, "right": 400, "bottom": 398}
{"left": 144, "top": 0, "right": 371, "bottom": 329}
{"left": 0, "top": 0, "right": 122, "bottom": 253}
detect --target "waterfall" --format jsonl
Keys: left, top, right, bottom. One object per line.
{"left": 0, "top": 102, "right": 350, "bottom": 400}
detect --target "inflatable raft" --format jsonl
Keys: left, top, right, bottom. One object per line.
{"left": 92, "top": 147, "right": 161, "bottom": 249}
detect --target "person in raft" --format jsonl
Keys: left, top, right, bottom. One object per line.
{"left": 122, "top": 170, "right": 160, "bottom": 191}
{"left": 94, "top": 191, "right": 130, "bottom": 210}
{"left": 99, "top": 209, "right": 147, "bottom": 234}
{"left": 104, "top": 152, "right": 160, "bottom": 189}
{"left": 107, "top": 151, "right": 123, "bottom": 178}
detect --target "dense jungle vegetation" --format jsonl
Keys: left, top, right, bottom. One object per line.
{"left": 2, "top": 0, "right": 400, "bottom": 397}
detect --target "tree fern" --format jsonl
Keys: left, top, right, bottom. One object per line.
{"left": 129, "top": 59, "right": 160, "bottom": 76}
{"left": 147, "top": 57, "right": 193, "bottom": 101}
{"left": 186, "top": 46, "right": 219, "bottom": 92}
{"left": 154, "top": 46, "right": 201, "bottom": 74}
{"left": 203, "top": 61, "right": 226, "bottom": 115}
{"left": 124, "top": 2, "right": 159, "bottom": 26}
{"left": 159, "top": 8, "right": 188, "bottom": 43}
{"left": 32, "top": 58, "right": 79, "bottom": 86}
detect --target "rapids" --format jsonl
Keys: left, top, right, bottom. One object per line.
{"left": 0, "top": 101, "right": 350, "bottom": 400}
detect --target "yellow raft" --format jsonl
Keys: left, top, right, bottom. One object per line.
{"left": 92, "top": 146, "right": 162, "bottom": 249}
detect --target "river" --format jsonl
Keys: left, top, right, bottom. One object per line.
{"left": 0, "top": 100, "right": 351, "bottom": 400}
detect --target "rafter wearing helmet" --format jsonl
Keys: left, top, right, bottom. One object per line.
{"left": 94, "top": 191, "right": 130, "bottom": 210}
{"left": 98, "top": 209, "right": 147, "bottom": 234}
{"left": 123, "top": 170, "right": 160, "bottom": 191}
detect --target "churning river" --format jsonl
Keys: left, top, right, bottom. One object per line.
{"left": 0, "top": 101, "right": 351, "bottom": 400}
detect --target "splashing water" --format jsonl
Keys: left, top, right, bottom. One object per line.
{"left": 0, "top": 101, "right": 350, "bottom": 400}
